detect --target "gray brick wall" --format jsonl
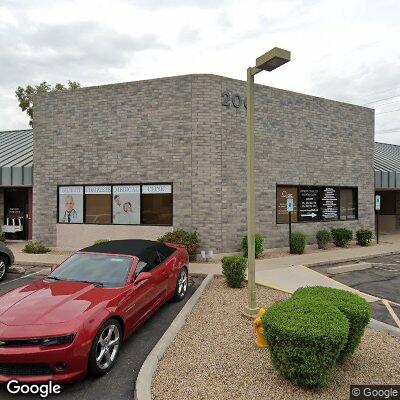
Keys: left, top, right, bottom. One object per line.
{"left": 33, "top": 74, "right": 375, "bottom": 252}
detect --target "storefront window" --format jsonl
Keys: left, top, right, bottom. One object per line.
{"left": 142, "top": 185, "right": 173, "bottom": 225}
{"left": 112, "top": 185, "right": 140, "bottom": 224}
{"left": 85, "top": 186, "right": 112, "bottom": 224}
{"left": 58, "top": 186, "right": 84, "bottom": 224}
{"left": 276, "top": 185, "right": 358, "bottom": 223}
{"left": 340, "top": 188, "right": 357, "bottom": 220}
{"left": 57, "top": 183, "right": 173, "bottom": 226}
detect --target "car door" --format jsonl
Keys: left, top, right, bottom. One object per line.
{"left": 125, "top": 250, "right": 167, "bottom": 331}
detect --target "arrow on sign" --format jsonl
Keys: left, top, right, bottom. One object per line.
{"left": 302, "top": 213, "right": 317, "bottom": 218}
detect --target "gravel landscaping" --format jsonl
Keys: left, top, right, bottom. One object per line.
{"left": 152, "top": 277, "right": 400, "bottom": 400}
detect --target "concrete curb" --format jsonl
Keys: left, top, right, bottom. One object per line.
{"left": 305, "top": 250, "right": 400, "bottom": 268}
{"left": 369, "top": 318, "right": 400, "bottom": 338}
{"left": 134, "top": 273, "right": 214, "bottom": 400}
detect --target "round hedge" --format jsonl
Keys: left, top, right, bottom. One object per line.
{"left": 292, "top": 286, "right": 371, "bottom": 363}
{"left": 262, "top": 299, "right": 349, "bottom": 388}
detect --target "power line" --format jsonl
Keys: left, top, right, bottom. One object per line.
{"left": 376, "top": 129, "right": 400, "bottom": 135}
{"left": 376, "top": 108, "right": 400, "bottom": 116}
{"left": 348, "top": 86, "right": 400, "bottom": 104}
{"left": 363, "top": 94, "right": 400, "bottom": 106}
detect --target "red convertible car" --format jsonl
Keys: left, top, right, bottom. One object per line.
{"left": 0, "top": 239, "right": 189, "bottom": 383}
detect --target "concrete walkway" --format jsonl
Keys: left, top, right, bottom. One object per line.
{"left": 6, "top": 233, "right": 400, "bottom": 299}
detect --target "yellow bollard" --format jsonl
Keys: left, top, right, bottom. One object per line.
{"left": 253, "top": 307, "right": 268, "bottom": 348}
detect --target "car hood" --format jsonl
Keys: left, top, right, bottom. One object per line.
{"left": 0, "top": 279, "right": 120, "bottom": 326}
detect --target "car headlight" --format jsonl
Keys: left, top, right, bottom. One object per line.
{"left": 40, "top": 334, "right": 75, "bottom": 346}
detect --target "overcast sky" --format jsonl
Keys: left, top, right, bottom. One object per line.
{"left": 1, "top": 0, "right": 399, "bottom": 144}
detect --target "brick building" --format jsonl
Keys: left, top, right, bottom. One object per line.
{"left": 2, "top": 74, "right": 375, "bottom": 252}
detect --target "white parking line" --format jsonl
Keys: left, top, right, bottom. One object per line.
{"left": 0, "top": 270, "right": 43, "bottom": 286}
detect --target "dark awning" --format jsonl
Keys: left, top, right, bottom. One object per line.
{"left": 375, "top": 142, "right": 400, "bottom": 189}
{"left": 0, "top": 129, "right": 33, "bottom": 186}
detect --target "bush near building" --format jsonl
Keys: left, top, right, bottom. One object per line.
{"left": 290, "top": 232, "right": 307, "bottom": 254}
{"left": 241, "top": 234, "right": 264, "bottom": 258}
{"left": 94, "top": 239, "right": 109, "bottom": 245}
{"left": 221, "top": 256, "right": 247, "bottom": 288}
{"left": 262, "top": 298, "right": 349, "bottom": 388}
{"left": 158, "top": 229, "right": 199, "bottom": 261}
{"left": 356, "top": 229, "right": 373, "bottom": 247}
{"left": 331, "top": 228, "right": 353, "bottom": 247}
{"left": 316, "top": 229, "right": 332, "bottom": 249}
{"left": 262, "top": 286, "right": 371, "bottom": 389}
{"left": 23, "top": 241, "right": 50, "bottom": 254}
{"left": 292, "top": 286, "right": 371, "bottom": 364}
{"left": 0, "top": 231, "right": 5, "bottom": 242}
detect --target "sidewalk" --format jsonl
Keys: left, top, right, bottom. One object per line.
{"left": 7, "top": 233, "right": 400, "bottom": 299}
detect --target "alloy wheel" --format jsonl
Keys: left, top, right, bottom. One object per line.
{"left": 0, "top": 260, "right": 6, "bottom": 280}
{"left": 96, "top": 324, "right": 120, "bottom": 370}
{"left": 178, "top": 269, "right": 188, "bottom": 297}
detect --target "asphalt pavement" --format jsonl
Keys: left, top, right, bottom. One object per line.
{"left": 0, "top": 268, "right": 203, "bottom": 400}
{"left": 316, "top": 254, "right": 400, "bottom": 327}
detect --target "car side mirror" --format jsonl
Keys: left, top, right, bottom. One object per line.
{"left": 51, "top": 264, "right": 58, "bottom": 272}
{"left": 134, "top": 271, "right": 151, "bottom": 285}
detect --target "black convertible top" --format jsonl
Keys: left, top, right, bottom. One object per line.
{"left": 79, "top": 239, "right": 175, "bottom": 262}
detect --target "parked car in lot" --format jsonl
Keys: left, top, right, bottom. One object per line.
{"left": 0, "top": 242, "right": 14, "bottom": 281}
{"left": 0, "top": 239, "right": 189, "bottom": 383}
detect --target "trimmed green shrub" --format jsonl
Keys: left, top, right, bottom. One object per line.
{"left": 331, "top": 228, "right": 352, "bottom": 247}
{"left": 290, "top": 232, "right": 307, "bottom": 254}
{"left": 292, "top": 286, "right": 371, "bottom": 363}
{"left": 221, "top": 256, "right": 247, "bottom": 288}
{"left": 94, "top": 239, "right": 109, "bottom": 245}
{"left": 0, "top": 231, "right": 5, "bottom": 242}
{"left": 23, "top": 241, "right": 50, "bottom": 254}
{"left": 242, "top": 234, "right": 264, "bottom": 258}
{"left": 356, "top": 229, "right": 373, "bottom": 247}
{"left": 316, "top": 229, "right": 332, "bottom": 250}
{"left": 262, "top": 298, "right": 349, "bottom": 388}
{"left": 158, "top": 229, "right": 199, "bottom": 260}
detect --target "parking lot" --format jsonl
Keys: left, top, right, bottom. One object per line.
{"left": 0, "top": 267, "right": 202, "bottom": 400}
{"left": 316, "top": 254, "right": 400, "bottom": 327}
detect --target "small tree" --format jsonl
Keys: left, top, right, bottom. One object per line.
{"left": 15, "top": 81, "right": 81, "bottom": 126}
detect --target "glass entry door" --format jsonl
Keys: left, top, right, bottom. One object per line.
{"left": 3, "top": 188, "right": 28, "bottom": 240}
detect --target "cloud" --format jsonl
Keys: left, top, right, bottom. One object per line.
{"left": 0, "top": 21, "right": 167, "bottom": 86}
{"left": 1, "top": 0, "right": 400, "bottom": 144}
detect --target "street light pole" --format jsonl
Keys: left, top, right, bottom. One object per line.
{"left": 244, "top": 67, "right": 257, "bottom": 316}
{"left": 244, "top": 48, "right": 291, "bottom": 318}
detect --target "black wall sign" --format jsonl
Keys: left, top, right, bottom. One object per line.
{"left": 321, "top": 187, "right": 339, "bottom": 220}
{"left": 299, "top": 188, "right": 319, "bottom": 221}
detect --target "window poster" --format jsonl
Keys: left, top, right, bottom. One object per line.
{"left": 276, "top": 186, "right": 298, "bottom": 223}
{"left": 321, "top": 187, "right": 339, "bottom": 220}
{"left": 112, "top": 185, "right": 141, "bottom": 225}
{"left": 58, "top": 186, "right": 84, "bottom": 223}
{"left": 299, "top": 187, "right": 319, "bottom": 221}
{"left": 142, "top": 184, "right": 172, "bottom": 194}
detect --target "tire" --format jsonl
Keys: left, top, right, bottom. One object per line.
{"left": 88, "top": 318, "right": 122, "bottom": 377}
{"left": 0, "top": 255, "right": 9, "bottom": 282}
{"left": 173, "top": 267, "right": 188, "bottom": 301}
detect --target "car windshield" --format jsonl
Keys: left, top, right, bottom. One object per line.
{"left": 48, "top": 253, "right": 132, "bottom": 288}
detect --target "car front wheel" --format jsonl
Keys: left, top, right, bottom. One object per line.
{"left": 88, "top": 318, "right": 122, "bottom": 377}
{"left": 173, "top": 267, "right": 188, "bottom": 301}
{"left": 0, "top": 255, "right": 9, "bottom": 282}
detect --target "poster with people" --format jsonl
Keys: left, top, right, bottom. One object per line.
{"left": 112, "top": 185, "right": 140, "bottom": 224}
{"left": 58, "top": 186, "right": 83, "bottom": 223}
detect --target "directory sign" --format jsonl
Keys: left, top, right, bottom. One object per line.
{"left": 321, "top": 187, "right": 339, "bottom": 220}
{"left": 375, "top": 194, "right": 381, "bottom": 211}
{"left": 299, "top": 187, "right": 319, "bottom": 221}
{"left": 276, "top": 186, "right": 298, "bottom": 223}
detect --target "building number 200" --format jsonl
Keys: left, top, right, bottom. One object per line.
{"left": 221, "top": 91, "right": 247, "bottom": 109}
